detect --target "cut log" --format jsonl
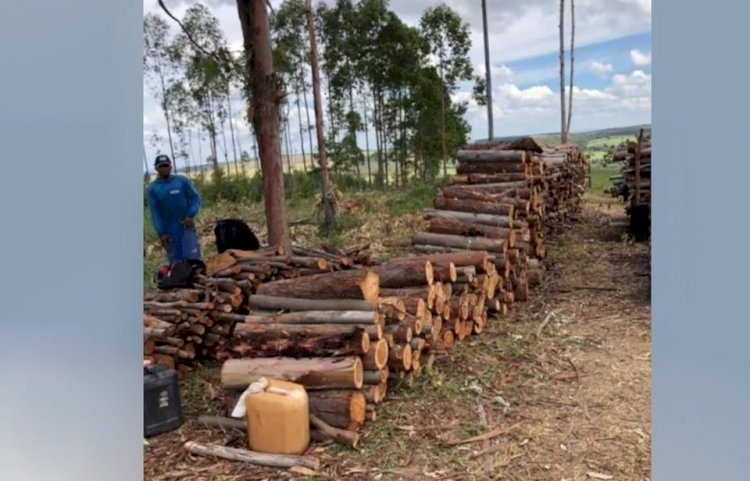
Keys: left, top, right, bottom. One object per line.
{"left": 434, "top": 194, "right": 515, "bottom": 218}
{"left": 374, "top": 258, "right": 432, "bottom": 288}
{"left": 255, "top": 270, "right": 379, "bottom": 303}
{"left": 388, "top": 343, "right": 413, "bottom": 371}
{"left": 307, "top": 390, "right": 366, "bottom": 431}
{"left": 456, "top": 149, "right": 527, "bottom": 163}
{"left": 247, "top": 295, "right": 374, "bottom": 312}
{"left": 243, "top": 310, "right": 381, "bottom": 326}
{"left": 233, "top": 324, "right": 370, "bottom": 357}
{"left": 423, "top": 209, "right": 515, "bottom": 228}
{"left": 456, "top": 162, "right": 526, "bottom": 175}
{"left": 427, "top": 218, "right": 515, "bottom": 244}
{"left": 362, "top": 369, "right": 389, "bottom": 385}
{"left": 412, "top": 232, "right": 506, "bottom": 254}
{"left": 220, "top": 357, "right": 364, "bottom": 391}
{"left": 454, "top": 173, "right": 528, "bottom": 184}
{"left": 361, "top": 338, "right": 389, "bottom": 370}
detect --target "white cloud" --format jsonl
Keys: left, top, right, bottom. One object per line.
{"left": 630, "top": 49, "right": 652, "bottom": 66}
{"left": 142, "top": 0, "right": 651, "bottom": 162}
{"left": 591, "top": 61, "right": 614, "bottom": 78}
{"left": 461, "top": 68, "right": 650, "bottom": 137}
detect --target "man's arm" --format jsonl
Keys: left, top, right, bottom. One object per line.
{"left": 147, "top": 186, "right": 164, "bottom": 236}
{"left": 183, "top": 177, "right": 202, "bottom": 219}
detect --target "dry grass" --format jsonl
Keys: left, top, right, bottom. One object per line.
{"left": 144, "top": 199, "right": 651, "bottom": 481}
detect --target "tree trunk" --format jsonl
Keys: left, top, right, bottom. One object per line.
{"left": 302, "top": 69, "right": 315, "bottom": 168}
{"left": 236, "top": 0, "right": 291, "bottom": 252}
{"left": 456, "top": 162, "right": 526, "bottom": 175}
{"left": 305, "top": 0, "right": 335, "bottom": 228}
{"left": 221, "top": 357, "right": 363, "bottom": 391}
{"left": 157, "top": 66, "right": 178, "bottom": 172}
{"left": 226, "top": 92, "right": 241, "bottom": 175}
{"left": 254, "top": 269, "right": 380, "bottom": 302}
{"left": 481, "top": 0, "right": 493, "bottom": 141}
{"left": 361, "top": 92, "right": 372, "bottom": 186}
{"left": 559, "top": 0, "right": 567, "bottom": 144}
{"left": 566, "top": 0, "right": 575, "bottom": 137}
{"left": 295, "top": 83, "right": 308, "bottom": 171}
{"left": 439, "top": 58, "right": 448, "bottom": 179}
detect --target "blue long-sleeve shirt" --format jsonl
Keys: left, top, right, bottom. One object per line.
{"left": 147, "top": 175, "right": 201, "bottom": 236}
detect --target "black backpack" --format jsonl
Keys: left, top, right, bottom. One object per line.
{"left": 214, "top": 218, "right": 260, "bottom": 253}
{"left": 155, "top": 259, "right": 205, "bottom": 290}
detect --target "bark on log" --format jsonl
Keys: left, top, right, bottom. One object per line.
{"left": 423, "top": 208, "right": 515, "bottom": 228}
{"left": 183, "top": 441, "right": 319, "bottom": 469}
{"left": 255, "top": 270, "right": 379, "bottom": 303}
{"left": 412, "top": 232, "right": 506, "bottom": 254}
{"left": 233, "top": 324, "right": 370, "bottom": 356}
{"left": 247, "top": 294, "right": 374, "bottom": 312}
{"left": 221, "top": 357, "right": 364, "bottom": 391}
{"left": 427, "top": 218, "right": 515, "bottom": 244}
{"left": 434, "top": 194, "right": 515, "bottom": 217}
{"left": 453, "top": 173, "right": 528, "bottom": 184}
{"left": 242, "top": 310, "right": 381, "bottom": 326}
{"left": 307, "top": 390, "right": 366, "bottom": 431}
{"left": 373, "top": 258, "right": 432, "bottom": 288}
{"left": 456, "top": 162, "right": 527, "bottom": 175}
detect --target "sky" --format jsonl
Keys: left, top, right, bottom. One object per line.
{"left": 142, "top": 0, "right": 652, "bottom": 170}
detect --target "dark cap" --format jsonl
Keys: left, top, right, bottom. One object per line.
{"left": 154, "top": 154, "right": 171, "bottom": 167}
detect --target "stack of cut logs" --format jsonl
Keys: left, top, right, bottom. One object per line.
{"left": 142, "top": 136, "right": 589, "bottom": 444}
{"left": 608, "top": 129, "right": 651, "bottom": 240}
{"left": 216, "top": 249, "right": 503, "bottom": 438}
{"left": 143, "top": 244, "right": 373, "bottom": 369}
{"left": 413, "top": 136, "right": 589, "bottom": 298}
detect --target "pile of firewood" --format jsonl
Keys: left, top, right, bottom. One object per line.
{"left": 411, "top": 136, "right": 588, "bottom": 302}
{"left": 213, "top": 249, "right": 509, "bottom": 438}
{"left": 608, "top": 129, "right": 651, "bottom": 240}
{"left": 143, "top": 244, "right": 373, "bottom": 369}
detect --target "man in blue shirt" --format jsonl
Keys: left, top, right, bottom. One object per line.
{"left": 147, "top": 154, "right": 202, "bottom": 264}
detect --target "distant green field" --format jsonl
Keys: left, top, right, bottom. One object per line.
{"left": 586, "top": 135, "right": 634, "bottom": 150}
{"left": 589, "top": 165, "right": 619, "bottom": 197}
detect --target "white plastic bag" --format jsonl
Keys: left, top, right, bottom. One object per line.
{"left": 230, "top": 376, "right": 269, "bottom": 418}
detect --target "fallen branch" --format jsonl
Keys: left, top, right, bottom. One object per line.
{"left": 183, "top": 441, "right": 320, "bottom": 470}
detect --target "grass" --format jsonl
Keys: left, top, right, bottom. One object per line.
{"left": 589, "top": 165, "right": 619, "bottom": 197}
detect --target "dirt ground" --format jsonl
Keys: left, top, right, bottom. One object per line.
{"left": 144, "top": 197, "right": 651, "bottom": 481}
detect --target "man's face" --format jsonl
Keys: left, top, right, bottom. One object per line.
{"left": 157, "top": 163, "right": 172, "bottom": 178}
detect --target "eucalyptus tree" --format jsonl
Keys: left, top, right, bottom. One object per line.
{"left": 143, "top": 13, "right": 180, "bottom": 170}
{"left": 272, "top": 0, "right": 312, "bottom": 171}
{"left": 419, "top": 3, "right": 475, "bottom": 178}
{"left": 171, "top": 4, "right": 231, "bottom": 171}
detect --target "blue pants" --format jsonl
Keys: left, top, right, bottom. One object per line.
{"left": 165, "top": 226, "right": 201, "bottom": 264}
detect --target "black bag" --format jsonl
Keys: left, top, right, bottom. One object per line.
{"left": 214, "top": 218, "right": 260, "bottom": 253}
{"left": 155, "top": 260, "right": 205, "bottom": 290}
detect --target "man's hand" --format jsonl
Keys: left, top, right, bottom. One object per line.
{"left": 182, "top": 217, "right": 194, "bottom": 229}
{"left": 160, "top": 235, "right": 170, "bottom": 248}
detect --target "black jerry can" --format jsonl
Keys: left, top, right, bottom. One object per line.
{"left": 144, "top": 364, "right": 183, "bottom": 437}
